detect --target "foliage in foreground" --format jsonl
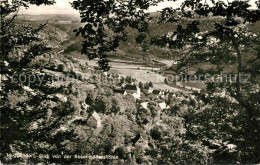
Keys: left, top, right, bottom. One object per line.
{"left": 73, "top": 0, "right": 260, "bottom": 163}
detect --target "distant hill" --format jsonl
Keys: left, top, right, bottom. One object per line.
{"left": 16, "top": 14, "right": 260, "bottom": 70}
{"left": 17, "top": 14, "right": 81, "bottom": 23}
{"left": 16, "top": 14, "right": 83, "bottom": 51}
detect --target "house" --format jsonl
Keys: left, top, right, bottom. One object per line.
{"left": 55, "top": 93, "right": 67, "bottom": 102}
{"left": 113, "top": 89, "right": 127, "bottom": 95}
{"left": 163, "top": 91, "right": 170, "bottom": 98}
{"left": 81, "top": 103, "right": 90, "bottom": 110}
{"left": 159, "top": 102, "right": 169, "bottom": 110}
{"left": 121, "top": 82, "right": 127, "bottom": 88}
{"left": 182, "top": 92, "right": 189, "bottom": 99}
{"left": 176, "top": 95, "right": 186, "bottom": 102}
{"left": 87, "top": 111, "right": 102, "bottom": 129}
{"left": 152, "top": 90, "right": 164, "bottom": 95}
{"left": 21, "top": 86, "right": 37, "bottom": 96}
{"left": 150, "top": 89, "right": 164, "bottom": 99}
{"left": 103, "top": 72, "right": 108, "bottom": 76}
{"left": 0, "top": 74, "right": 8, "bottom": 86}
{"left": 79, "top": 103, "right": 90, "bottom": 116}
{"left": 178, "top": 105, "right": 188, "bottom": 115}
{"left": 173, "top": 60, "right": 181, "bottom": 65}
{"left": 124, "top": 84, "right": 141, "bottom": 99}
{"left": 135, "top": 136, "right": 149, "bottom": 149}
{"left": 143, "top": 86, "right": 153, "bottom": 94}
{"left": 140, "top": 102, "right": 148, "bottom": 109}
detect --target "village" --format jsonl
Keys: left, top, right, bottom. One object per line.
{"left": 48, "top": 68, "right": 202, "bottom": 151}
{"left": 2, "top": 0, "right": 260, "bottom": 163}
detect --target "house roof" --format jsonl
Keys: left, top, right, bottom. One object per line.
{"left": 92, "top": 111, "right": 101, "bottom": 121}
{"left": 113, "top": 89, "right": 126, "bottom": 94}
{"left": 132, "top": 93, "right": 140, "bottom": 99}
{"left": 124, "top": 84, "right": 138, "bottom": 90}
{"left": 152, "top": 90, "right": 161, "bottom": 95}
{"left": 82, "top": 103, "right": 90, "bottom": 110}
{"left": 141, "top": 102, "right": 148, "bottom": 109}
{"left": 55, "top": 94, "right": 67, "bottom": 102}
{"left": 182, "top": 92, "right": 189, "bottom": 98}
{"left": 164, "top": 92, "right": 170, "bottom": 95}
{"left": 144, "top": 86, "right": 152, "bottom": 90}
{"left": 159, "top": 102, "right": 167, "bottom": 110}
{"left": 0, "top": 74, "right": 8, "bottom": 81}
{"left": 177, "top": 96, "right": 186, "bottom": 101}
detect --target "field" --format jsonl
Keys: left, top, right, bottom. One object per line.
{"left": 71, "top": 52, "right": 181, "bottom": 92}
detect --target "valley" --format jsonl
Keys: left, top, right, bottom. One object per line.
{"left": 2, "top": 1, "right": 259, "bottom": 162}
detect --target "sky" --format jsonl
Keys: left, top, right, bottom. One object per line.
{"left": 19, "top": 0, "right": 257, "bottom": 15}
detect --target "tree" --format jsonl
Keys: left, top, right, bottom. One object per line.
{"left": 169, "top": 104, "right": 180, "bottom": 116}
{"left": 92, "top": 96, "right": 111, "bottom": 114}
{"left": 0, "top": 1, "right": 81, "bottom": 163}
{"left": 136, "top": 107, "right": 151, "bottom": 125}
{"left": 148, "top": 113, "right": 212, "bottom": 164}
{"left": 150, "top": 127, "right": 162, "bottom": 141}
{"left": 73, "top": 0, "right": 260, "bottom": 163}
{"left": 110, "top": 95, "right": 124, "bottom": 114}
{"left": 114, "top": 147, "right": 127, "bottom": 159}
{"left": 85, "top": 90, "right": 97, "bottom": 105}
{"left": 138, "top": 81, "right": 144, "bottom": 89}
{"left": 125, "top": 76, "right": 132, "bottom": 84}
{"left": 164, "top": 78, "right": 168, "bottom": 85}
{"left": 147, "top": 101, "right": 159, "bottom": 119}
{"left": 150, "top": 1, "right": 260, "bottom": 163}
{"left": 148, "top": 82, "right": 153, "bottom": 88}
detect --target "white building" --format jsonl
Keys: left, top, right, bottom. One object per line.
{"left": 124, "top": 84, "right": 141, "bottom": 99}
{"left": 87, "top": 111, "right": 102, "bottom": 129}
